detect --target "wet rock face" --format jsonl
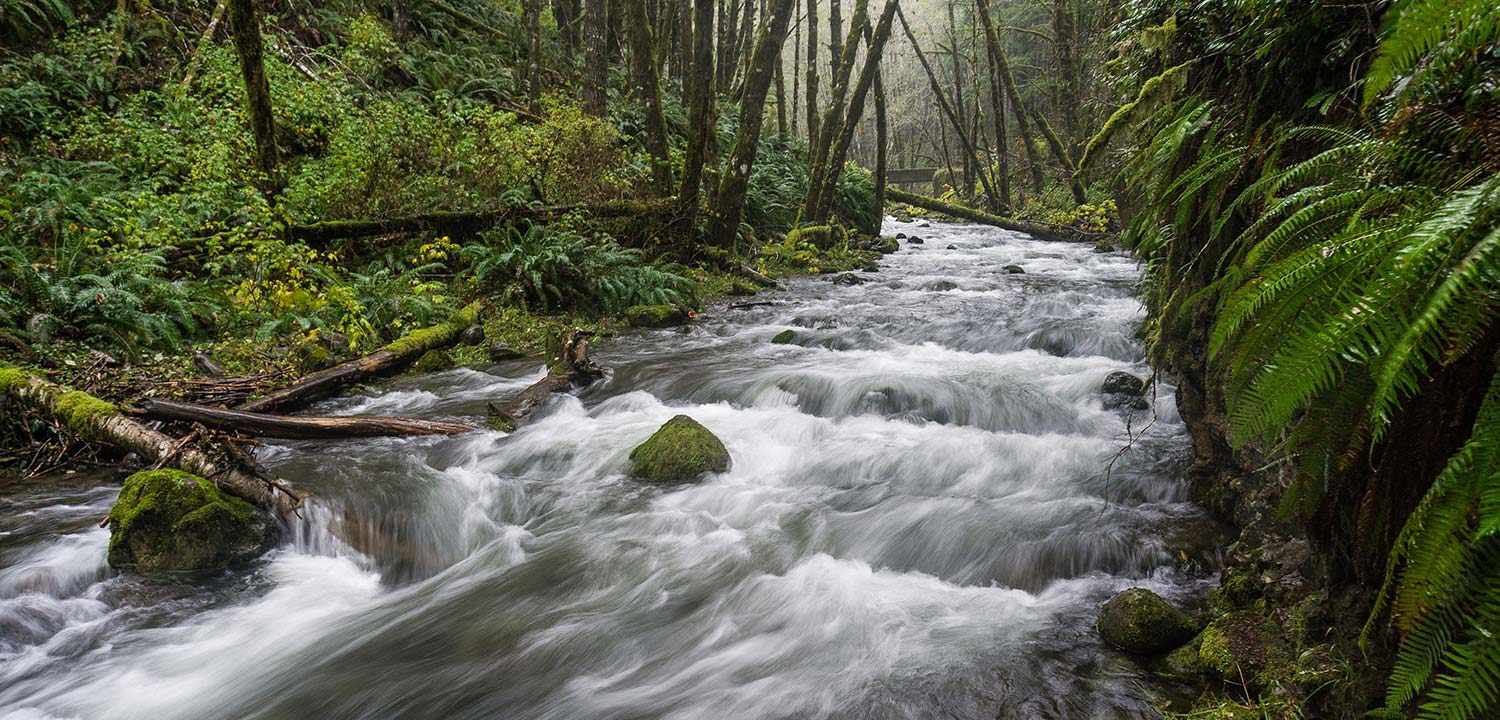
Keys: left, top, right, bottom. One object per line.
{"left": 624, "top": 304, "right": 689, "bottom": 328}
{"left": 106, "top": 469, "right": 271, "bottom": 574}
{"left": 628, "top": 415, "right": 731, "bottom": 484}
{"left": 1097, "top": 588, "right": 1199, "bottom": 655}
{"left": 771, "top": 329, "right": 797, "bottom": 344}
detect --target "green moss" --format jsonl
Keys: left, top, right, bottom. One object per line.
{"left": 623, "top": 304, "right": 688, "bottom": 328}
{"left": 411, "top": 349, "right": 454, "bottom": 372}
{"left": 771, "top": 329, "right": 796, "bottom": 344}
{"left": 875, "top": 236, "right": 900, "bottom": 254}
{"left": 1161, "top": 637, "right": 1205, "bottom": 679}
{"left": 785, "top": 225, "right": 844, "bottom": 250}
{"left": 107, "top": 469, "right": 271, "bottom": 574}
{"left": 1198, "top": 612, "right": 1290, "bottom": 690}
{"left": 54, "top": 390, "right": 118, "bottom": 436}
{"left": 383, "top": 302, "right": 482, "bottom": 356}
{"left": 1097, "top": 587, "right": 1199, "bottom": 654}
{"left": 628, "top": 415, "right": 731, "bottom": 484}
{"left": 0, "top": 365, "right": 33, "bottom": 394}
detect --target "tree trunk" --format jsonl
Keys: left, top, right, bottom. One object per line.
{"left": 391, "top": 0, "right": 411, "bottom": 41}
{"left": 238, "top": 304, "right": 481, "bottom": 413}
{"left": 803, "top": 0, "right": 819, "bottom": 143}
{"left": 805, "top": 0, "right": 867, "bottom": 180}
{"left": 137, "top": 400, "right": 478, "bottom": 439}
{"left": 872, "top": 39, "right": 888, "bottom": 221}
{"left": 806, "top": 0, "right": 898, "bottom": 223}
{"left": 583, "top": 0, "right": 609, "bottom": 115}
{"left": 554, "top": 0, "right": 582, "bottom": 58}
{"left": 226, "top": 0, "right": 279, "bottom": 189}
{"left": 707, "top": 0, "right": 798, "bottom": 248}
{"left": 985, "top": 36, "right": 1011, "bottom": 211}
{"left": 1051, "top": 0, "right": 1080, "bottom": 154}
{"left": 528, "top": 0, "right": 544, "bottom": 114}
{"left": 677, "top": 0, "right": 717, "bottom": 223}
{"left": 974, "top": 0, "right": 1043, "bottom": 193}
{"left": 490, "top": 329, "right": 604, "bottom": 430}
{"left": 625, "top": 0, "right": 673, "bottom": 194}
{"left": 775, "top": 61, "right": 787, "bottom": 133}
{"left": 947, "top": 4, "right": 972, "bottom": 199}
{"left": 827, "top": 0, "right": 841, "bottom": 83}
{"left": 1, "top": 371, "right": 303, "bottom": 516}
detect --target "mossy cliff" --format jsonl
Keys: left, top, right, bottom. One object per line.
{"left": 628, "top": 415, "right": 731, "bottom": 484}
{"left": 107, "top": 469, "right": 272, "bottom": 574}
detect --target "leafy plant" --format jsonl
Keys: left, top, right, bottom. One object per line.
{"left": 464, "top": 223, "right": 690, "bottom": 314}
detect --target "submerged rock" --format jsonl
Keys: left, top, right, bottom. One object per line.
{"left": 624, "top": 304, "right": 689, "bottom": 328}
{"left": 907, "top": 236, "right": 925, "bottom": 244}
{"left": 947, "top": 244, "right": 958, "bottom": 250}
{"left": 928, "top": 280, "right": 959, "bottom": 292}
{"left": 830, "top": 273, "right": 869, "bottom": 286}
{"left": 1198, "top": 612, "right": 1290, "bottom": 689}
{"left": 1097, "top": 587, "right": 1199, "bottom": 654}
{"left": 1101, "top": 371, "right": 1146, "bottom": 396}
{"left": 107, "top": 469, "right": 271, "bottom": 574}
{"left": 895, "top": 232, "right": 907, "bottom": 240}
{"left": 628, "top": 415, "right": 731, "bottom": 484}
{"left": 771, "top": 329, "right": 797, "bottom": 344}
{"left": 1004, "top": 265, "right": 1025, "bottom": 274}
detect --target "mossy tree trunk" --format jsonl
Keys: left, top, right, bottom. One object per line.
{"left": 527, "top": 0, "right": 545, "bottom": 114}
{"left": 583, "top": 0, "right": 609, "bottom": 115}
{"left": 677, "top": 0, "right": 717, "bottom": 225}
{"left": 985, "top": 36, "right": 1011, "bottom": 211}
{"left": 707, "top": 0, "right": 798, "bottom": 249}
{"left": 803, "top": 0, "right": 867, "bottom": 203}
{"left": 872, "top": 48, "right": 887, "bottom": 218}
{"left": 226, "top": 0, "right": 279, "bottom": 190}
{"left": 974, "top": 0, "right": 1043, "bottom": 194}
{"left": 624, "top": 0, "right": 673, "bottom": 195}
{"left": 803, "top": 0, "right": 819, "bottom": 142}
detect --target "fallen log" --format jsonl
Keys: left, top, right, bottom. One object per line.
{"left": 137, "top": 399, "right": 479, "bottom": 439}
{"left": 286, "top": 200, "right": 677, "bottom": 244}
{"left": 239, "top": 303, "right": 480, "bottom": 414}
{"left": 0, "top": 367, "right": 303, "bottom": 516}
{"left": 737, "top": 265, "right": 779, "bottom": 288}
{"left": 884, "top": 187, "right": 1088, "bottom": 243}
{"left": 489, "top": 329, "right": 604, "bottom": 431}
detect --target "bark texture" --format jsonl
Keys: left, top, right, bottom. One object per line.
{"left": 137, "top": 400, "right": 479, "bottom": 439}
{"left": 226, "top": 0, "right": 279, "bottom": 187}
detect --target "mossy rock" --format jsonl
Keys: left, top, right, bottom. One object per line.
{"left": 292, "top": 342, "right": 336, "bottom": 372}
{"left": 1097, "top": 587, "right": 1199, "bottom": 655}
{"left": 1159, "top": 636, "right": 1206, "bottom": 680}
{"left": 628, "top": 415, "right": 731, "bottom": 484}
{"left": 1198, "top": 612, "right": 1291, "bottom": 689}
{"left": 771, "top": 329, "right": 797, "bottom": 344}
{"left": 875, "top": 236, "right": 900, "bottom": 254}
{"left": 107, "top": 469, "right": 271, "bottom": 574}
{"left": 1004, "top": 265, "right": 1025, "bottom": 274}
{"left": 411, "top": 349, "right": 454, "bottom": 373}
{"left": 624, "top": 304, "right": 689, "bottom": 328}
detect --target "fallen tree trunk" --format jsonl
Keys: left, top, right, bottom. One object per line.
{"left": 287, "top": 200, "right": 677, "bottom": 244}
{"left": 0, "top": 368, "right": 303, "bottom": 516}
{"left": 137, "top": 399, "right": 478, "bottom": 439}
{"left": 239, "top": 303, "right": 480, "bottom": 414}
{"left": 489, "top": 329, "right": 605, "bottom": 431}
{"left": 884, "top": 187, "right": 1089, "bottom": 243}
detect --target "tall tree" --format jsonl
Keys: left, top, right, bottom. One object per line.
{"left": 827, "top": 0, "right": 841, "bottom": 81}
{"left": 804, "top": 0, "right": 868, "bottom": 201}
{"left": 791, "top": 0, "right": 801, "bottom": 134}
{"left": 708, "top": 0, "right": 798, "bottom": 247}
{"left": 583, "top": 0, "right": 608, "bottom": 115}
{"left": 625, "top": 0, "right": 672, "bottom": 193}
{"left": 554, "top": 0, "right": 582, "bottom": 59}
{"left": 1050, "top": 0, "right": 1080, "bottom": 151}
{"left": 226, "top": 0, "right": 278, "bottom": 189}
{"left": 527, "top": 0, "right": 544, "bottom": 114}
{"left": 984, "top": 38, "right": 1010, "bottom": 210}
{"left": 974, "top": 0, "right": 1042, "bottom": 193}
{"left": 803, "top": 0, "right": 819, "bottom": 142}
{"left": 678, "top": 0, "right": 717, "bottom": 218}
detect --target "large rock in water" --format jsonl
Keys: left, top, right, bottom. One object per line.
{"left": 107, "top": 469, "right": 271, "bottom": 574}
{"left": 628, "top": 415, "right": 731, "bottom": 484}
{"left": 624, "top": 304, "right": 689, "bottom": 328}
{"left": 1097, "top": 588, "right": 1199, "bottom": 654}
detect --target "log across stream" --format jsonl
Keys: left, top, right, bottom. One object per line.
{"left": 0, "top": 219, "right": 1221, "bottom": 719}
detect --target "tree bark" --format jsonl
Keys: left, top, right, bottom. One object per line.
{"left": 974, "top": 0, "right": 1043, "bottom": 193}
{"left": 226, "top": 0, "right": 279, "bottom": 189}
{"left": 625, "top": 0, "right": 673, "bottom": 194}
{"left": 804, "top": 0, "right": 867, "bottom": 189}
{"left": 391, "top": 0, "right": 411, "bottom": 42}
{"left": 583, "top": 0, "right": 609, "bottom": 115}
{"left": 554, "top": 0, "right": 582, "bottom": 58}
{"left": 137, "top": 400, "right": 478, "bottom": 439}
{"left": 775, "top": 61, "right": 787, "bottom": 133}
{"left": 238, "top": 304, "right": 481, "bottom": 413}
{"left": 872, "top": 32, "right": 888, "bottom": 220}
{"left": 827, "top": 0, "right": 842, "bottom": 84}
{"left": 1050, "top": 0, "right": 1080, "bottom": 153}
{"left": 803, "top": 0, "right": 819, "bottom": 143}
{"left": 806, "top": 0, "right": 898, "bottom": 223}
{"left": 490, "top": 329, "right": 604, "bottom": 430}
{"left": 1, "top": 371, "right": 303, "bottom": 516}
{"left": 677, "top": 0, "right": 717, "bottom": 223}
{"left": 947, "top": 4, "right": 972, "bottom": 198}
{"left": 985, "top": 36, "right": 1011, "bottom": 211}
{"left": 791, "top": 0, "right": 801, "bottom": 134}
{"left": 528, "top": 0, "right": 545, "bottom": 114}
{"left": 707, "top": 0, "right": 798, "bottom": 248}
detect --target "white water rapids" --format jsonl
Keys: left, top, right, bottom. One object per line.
{"left": 0, "top": 220, "right": 1220, "bottom": 719}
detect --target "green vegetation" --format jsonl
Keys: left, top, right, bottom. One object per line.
{"left": 627, "top": 414, "right": 731, "bottom": 484}
{"left": 1096, "top": 588, "right": 1199, "bottom": 655}
{"left": 106, "top": 468, "right": 270, "bottom": 573}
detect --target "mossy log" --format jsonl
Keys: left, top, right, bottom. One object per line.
{"left": 884, "top": 187, "right": 1087, "bottom": 243}
{"left": 0, "top": 367, "right": 303, "bottom": 516}
{"left": 287, "top": 200, "right": 676, "bottom": 244}
{"left": 137, "top": 399, "right": 479, "bottom": 439}
{"left": 239, "top": 303, "right": 480, "bottom": 414}
{"left": 489, "top": 329, "right": 604, "bottom": 431}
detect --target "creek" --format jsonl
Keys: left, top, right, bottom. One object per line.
{"left": 0, "top": 220, "right": 1219, "bottom": 719}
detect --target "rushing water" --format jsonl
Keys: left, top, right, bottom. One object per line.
{"left": 0, "top": 221, "right": 1221, "bottom": 719}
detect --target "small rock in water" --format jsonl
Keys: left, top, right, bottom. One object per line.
{"left": 628, "top": 415, "right": 731, "bottom": 484}
{"left": 946, "top": 244, "right": 957, "bottom": 250}
{"left": 1101, "top": 371, "right": 1146, "bottom": 396}
{"left": 623, "top": 304, "right": 689, "bottom": 328}
{"left": 1004, "top": 265, "right": 1025, "bottom": 274}
{"left": 459, "top": 324, "right": 485, "bottom": 345}
{"left": 916, "top": 220, "right": 931, "bottom": 228}
{"left": 830, "top": 272, "right": 869, "bottom": 286}
{"left": 107, "top": 469, "right": 271, "bottom": 574}
{"left": 907, "top": 236, "right": 924, "bottom": 244}
{"left": 1097, "top": 588, "right": 1199, "bottom": 655}
{"left": 928, "top": 280, "right": 959, "bottom": 292}
{"left": 770, "top": 329, "right": 797, "bottom": 344}
{"left": 875, "top": 237, "right": 900, "bottom": 254}
{"left": 1093, "top": 239, "right": 1114, "bottom": 253}
{"left": 895, "top": 232, "right": 907, "bottom": 240}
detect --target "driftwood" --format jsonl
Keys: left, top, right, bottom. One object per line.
{"left": 137, "top": 399, "right": 479, "bottom": 439}
{"left": 286, "top": 200, "right": 677, "bottom": 244}
{"left": 737, "top": 265, "right": 779, "bottom": 288}
{"left": 489, "top": 329, "right": 605, "bottom": 431}
{"left": 884, "top": 187, "right": 1091, "bottom": 243}
{"left": 239, "top": 303, "right": 480, "bottom": 414}
{"left": 0, "top": 369, "right": 303, "bottom": 516}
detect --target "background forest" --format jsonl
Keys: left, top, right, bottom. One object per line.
{"left": 2, "top": 0, "right": 1497, "bottom": 717}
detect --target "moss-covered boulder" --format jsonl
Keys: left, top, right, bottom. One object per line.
{"left": 411, "top": 349, "right": 454, "bottom": 372}
{"left": 1004, "top": 264, "right": 1025, "bottom": 274}
{"left": 107, "top": 469, "right": 271, "bottom": 574}
{"left": 628, "top": 415, "right": 731, "bottom": 484}
{"left": 875, "top": 236, "right": 900, "bottom": 254}
{"left": 1159, "top": 636, "right": 1206, "bottom": 680}
{"left": 771, "top": 329, "right": 797, "bottom": 344}
{"left": 1097, "top": 587, "right": 1199, "bottom": 655}
{"left": 624, "top": 304, "right": 689, "bottom": 328}
{"left": 1198, "top": 612, "right": 1291, "bottom": 689}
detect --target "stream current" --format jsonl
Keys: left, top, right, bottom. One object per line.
{"left": 1, "top": 219, "right": 1217, "bottom": 719}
